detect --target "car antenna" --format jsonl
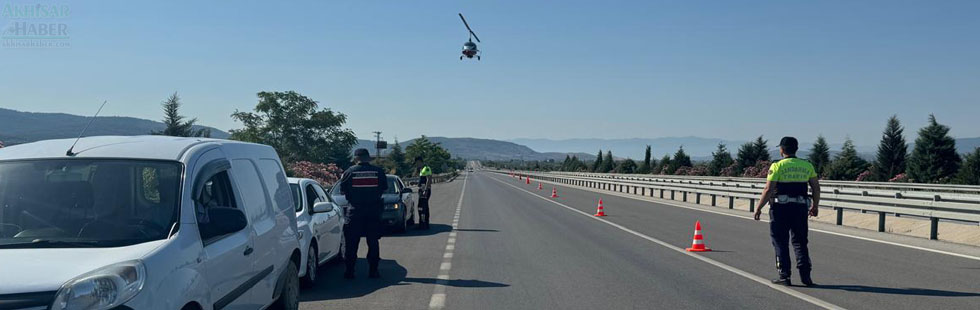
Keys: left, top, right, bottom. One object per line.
{"left": 66, "top": 100, "right": 107, "bottom": 156}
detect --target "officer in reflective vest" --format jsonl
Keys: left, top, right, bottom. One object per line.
{"left": 754, "top": 137, "right": 820, "bottom": 286}
{"left": 338, "top": 148, "right": 389, "bottom": 279}
{"left": 415, "top": 156, "right": 433, "bottom": 230}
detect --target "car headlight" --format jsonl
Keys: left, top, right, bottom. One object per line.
{"left": 385, "top": 203, "right": 400, "bottom": 210}
{"left": 51, "top": 260, "right": 146, "bottom": 310}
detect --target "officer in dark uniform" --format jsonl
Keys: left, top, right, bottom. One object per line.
{"left": 337, "top": 148, "right": 389, "bottom": 279}
{"left": 415, "top": 156, "right": 433, "bottom": 230}
{"left": 754, "top": 137, "right": 820, "bottom": 286}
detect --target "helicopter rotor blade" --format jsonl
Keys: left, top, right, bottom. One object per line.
{"left": 459, "top": 13, "right": 481, "bottom": 43}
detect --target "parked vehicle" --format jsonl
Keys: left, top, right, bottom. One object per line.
{"left": 329, "top": 175, "right": 416, "bottom": 232}
{"left": 0, "top": 136, "right": 301, "bottom": 310}
{"left": 288, "top": 178, "right": 343, "bottom": 288}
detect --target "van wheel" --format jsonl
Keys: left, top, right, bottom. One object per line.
{"left": 301, "top": 245, "right": 318, "bottom": 288}
{"left": 272, "top": 261, "right": 299, "bottom": 310}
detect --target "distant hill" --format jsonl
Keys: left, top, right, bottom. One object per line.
{"left": 358, "top": 137, "right": 595, "bottom": 161}
{"left": 0, "top": 108, "right": 229, "bottom": 145}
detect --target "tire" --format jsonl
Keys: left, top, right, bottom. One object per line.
{"left": 396, "top": 210, "right": 408, "bottom": 233}
{"left": 271, "top": 261, "right": 300, "bottom": 310}
{"left": 300, "top": 245, "right": 318, "bottom": 288}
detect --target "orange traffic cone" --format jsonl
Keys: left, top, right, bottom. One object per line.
{"left": 526, "top": 177, "right": 531, "bottom": 185}
{"left": 551, "top": 187, "right": 559, "bottom": 198}
{"left": 685, "top": 221, "right": 711, "bottom": 252}
{"left": 538, "top": 183, "right": 543, "bottom": 190}
{"left": 594, "top": 199, "right": 607, "bottom": 216}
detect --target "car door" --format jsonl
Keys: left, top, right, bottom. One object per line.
{"left": 194, "top": 150, "right": 257, "bottom": 310}
{"left": 398, "top": 178, "right": 415, "bottom": 220}
{"left": 311, "top": 182, "right": 341, "bottom": 260}
{"left": 232, "top": 158, "right": 290, "bottom": 307}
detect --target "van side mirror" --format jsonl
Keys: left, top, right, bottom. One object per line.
{"left": 313, "top": 202, "right": 334, "bottom": 213}
{"left": 401, "top": 188, "right": 414, "bottom": 194}
{"left": 203, "top": 207, "right": 247, "bottom": 239}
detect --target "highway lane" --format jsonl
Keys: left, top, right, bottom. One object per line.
{"left": 299, "top": 176, "right": 467, "bottom": 309}
{"left": 298, "top": 171, "right": 979, "bottom": 309}
{"left": 492, "top": 172, "right": 980, "bottom": 309}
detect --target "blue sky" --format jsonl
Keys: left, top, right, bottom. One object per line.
{"left": 1, "top": 0, "right": 978, "bottom": 146}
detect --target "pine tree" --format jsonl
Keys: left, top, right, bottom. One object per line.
{"left": 669, "top": 146, "right": 692, "bottom": 173}
{"left": 637, "top": 145, "right": 653, "bottom": 174}
{"left": 708, "top": 143, "right": 734, "bottom": 176}
{"left": 154, "top": 92, "right": 209, "bottom": 137}
{"left": 600, "top": 151, "right": 615, "bottom": 173}
{"left": 957, "top": 148, "right": 980, "bottom": 185}
{"left": 561, "top": 155, "right": 572, "bottom": 171}
{"left": 615, "top": 158, "right": 638, "bottom": 174}
{"left": 872, "top": 116, "right": 908, "bottom": 181}
{"left": 736, "top": 136, "right": 768, "bottom": 171}
{"left": 592, "top": 149, "right": 604, "bottom": 172}
{"left": 808, "top": 136, "right": 831, "bottom": 177}
{"left": 658, "top": 155, "right": 672, "bottom": 174}
{"left": 753, "top": 136, "right": 771, "bottom": 162}
{"left": 387, "top": 141, "right": 407, "bottom": 177}
{"left": 908, "top": 115, "right": 961, "bottom": 183}
{"left": 825, "top": 139, "right": 869, "bottom": 180}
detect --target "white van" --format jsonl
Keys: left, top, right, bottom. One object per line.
{"left": 0, "top": 136, "right": 301, "bottom": 310}
{"left": 287, "top": 178, "right": 343, "bottom": 288}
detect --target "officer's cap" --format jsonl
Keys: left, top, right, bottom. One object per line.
{"left": 778, "top": 137, "right": 799, "bottom": 153}
{"left": 354, "top": 148, "right": 372, "bottom": 162}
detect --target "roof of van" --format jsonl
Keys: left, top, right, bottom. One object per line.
{"left": 0, "top": 135, "right": 263, "bottom": 161}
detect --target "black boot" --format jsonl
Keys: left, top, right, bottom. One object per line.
{"left": 771, "top": 277, "right": 791, "bottom": 286}
{"left": 800, "top": 273, "right": 815, "bottom": 287}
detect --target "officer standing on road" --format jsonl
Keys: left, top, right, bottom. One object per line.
{"left": 338, "top": 148, "right": 389, "bottom": 279}
{"left": 415, "top": 156, "right": 433, "bottom": 230}
{"left": 753, "top": 137, "right": 820, "bottom": 286}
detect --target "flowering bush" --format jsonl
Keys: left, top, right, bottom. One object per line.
{"left": 685, "top": 165, "right": 710, "bottom": 176}
{"left": 287, "top": 161, "right": 344, "bottom": 186}
{"left": 855, "top": 170, "right": 873, "bottom": 182}
{"left": 888, "top": 173, "right": 910, "bottom": 183}
{"left": 741, "top": 160, "right": 771, "bottom": 178}
{"left": 673, "top": 166, "right": 692, "bottom": 176}
{"left": 719, "top": 164, "right": 738, "bottom": 177}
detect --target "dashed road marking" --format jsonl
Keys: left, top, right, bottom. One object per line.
{"left": 429, "top": 172, "right": 468, "bottom": 309}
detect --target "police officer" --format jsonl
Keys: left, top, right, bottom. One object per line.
{"left": 415, "top": 156, "right": 433, "bottom": 230}
{"left": 753, "top": 137, "right": 820, "bottom": 286}
{"left": 338, "top": 148, "right": 389, "bottom": 279}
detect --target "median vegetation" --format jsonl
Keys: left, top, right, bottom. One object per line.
{"left": 485, "top": 114, "right": 980, "bottom": 185}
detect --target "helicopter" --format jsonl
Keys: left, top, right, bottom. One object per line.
{"left": 459, "top": 13, "right": 481, "bottom": 60}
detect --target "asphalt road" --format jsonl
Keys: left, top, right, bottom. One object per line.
{"left": 299, "top": 171, "right": 980, "bottom": 309}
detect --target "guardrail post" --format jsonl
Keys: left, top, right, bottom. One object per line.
{"left": 728, "top": 197, "right": 734, "bottom": 209}
{"left": 660, "top": 189, "right": 665, "bottom": 199}
{"left": 878, "top": 212, "right": 886, "bottom": 232}
{"left": 835, "top": 208, "right": 843, "bottom": 225}
{"left": 696, "top": 193, "right": 701, "bottom": 204}
{"left": 930, "top": 218, "right": 939, "bottom": 240}
{"left": 670, "top": 190, "right": 675, "bottom": 200}
{"left": 749, "top": 199, "right": 755, "bottom": 212}
{"left": 711, "top": 194, "right": 716, "bottom": 206}
{"left": 682, "top": 191, "right": 688, "bottom": 202}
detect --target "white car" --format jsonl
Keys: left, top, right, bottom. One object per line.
{"left": 0, "top": 136, "right": 301, "bottom": 310}
{"left": 287, "top": 178, "right": 343, "bottom": 288}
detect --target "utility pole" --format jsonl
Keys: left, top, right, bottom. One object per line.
{"left": 372, "top": 131, "right": 383, "bottom": 158}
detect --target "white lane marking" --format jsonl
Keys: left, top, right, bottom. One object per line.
{"left": 429, "top": 172, "right": 468, "bottom": 310}
{"left": 490, "top": 175, "right": 846, "bottom": 310}
{"left": 529, "top": 176, "right": 980, "bottom": 262}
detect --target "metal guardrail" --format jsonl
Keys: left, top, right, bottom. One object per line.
{"left": 404, "top": 172, "right": 458, "bottom": 185}
{"left": 496, "top": 170, "right": 980, "bottom": 241}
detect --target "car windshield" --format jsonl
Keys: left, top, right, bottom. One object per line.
{"left": 0, "top": 159, "right": 182, "bottom": 248}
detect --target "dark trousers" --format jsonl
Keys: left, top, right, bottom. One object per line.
{"left": 769, "top": 203, "right": 812, "bottom": 278}
{"left": 343, "top": 214, "right": 381, "bottom": 272}
{"left": 418, "top": 196, "right": 430, "bottom": 227}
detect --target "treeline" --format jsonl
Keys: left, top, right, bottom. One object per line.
{"left": 146, "top": 91, "right": 464, "bottom": 184}
{"left": 485, "top": 115, "right": 980, "bottom": 185}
